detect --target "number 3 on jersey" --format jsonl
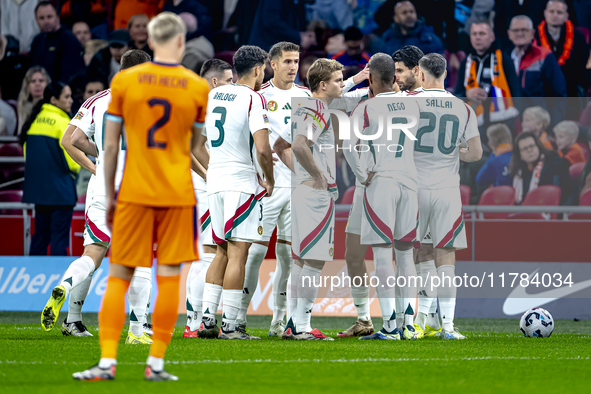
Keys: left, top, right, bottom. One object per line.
{"left": 211, "top": 106, "right": 226, "bottom": 147}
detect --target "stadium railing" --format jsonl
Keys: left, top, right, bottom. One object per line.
{"left": 1, "top": 202, "right": 590, "bottom": 257}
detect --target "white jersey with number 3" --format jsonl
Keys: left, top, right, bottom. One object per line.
{"left": 204, "top": 83, "right": 270, "bottom": 195}
{"left": 69, "top": 89, "right": 126, "bottom": 197}
{"left": 413, "top": 88, "right": 479, "bottom": 189}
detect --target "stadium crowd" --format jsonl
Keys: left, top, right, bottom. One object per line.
{"left": 1, "top": 0, "right": 591, "bottom": 255}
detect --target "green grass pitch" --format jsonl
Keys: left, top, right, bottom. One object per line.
{"left": 1, "top": 312, "right": 590, "bottom": 393}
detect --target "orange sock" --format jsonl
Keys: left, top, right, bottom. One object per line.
{"left": 98, "top": 276, "right": 130, "bottom": 360}
{"left": 149, "top": 275, "right": 180, "bottom": 359}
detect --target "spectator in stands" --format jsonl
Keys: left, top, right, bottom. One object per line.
{"left": 521, "top": 106, "right": 555, "bottom": 150}
{"left": 455, "top": 17, "right": 520, "bottom": 143}
{"left": 82, "top": 79, "right": 106, "bottom": 102}
{"left": 163, "top": 0, "right": 213, "bottom": 41}
{"left": 297, "top": 55, "right": 318, "bottom": 87}
{"left": 83, "top": 39, "right": 108, "bottom": 66}
{"left": 87, "top": 29, "right": 130, "bottom": 84}
{"left": 580, "top": 126, "right": 591, "bottom": 196}
{"left": 72, "top": 21, "right": 92, "bottom": 47}
{"left": 248, "top": 0, "right": 314, "bottom": 52}
{"left": 0, "top": 34, "right": 25, "bottom": 100}
{"left": 476, "top": 124, "right": 514, "bottom": 190}
{"left": 21, "top": 82, "right": 80, "bottom": 256}
{"left": 0, "top": 99, "right": 17, "bottom": 136}
{"left": 306, "top": 0, "right": 354, "bottom": 31}
{"left": 29, "top": 1, "right": 85, "bottom": 84}
{"left": 392, "top": 45, "right": 424, "bottom": 93}
{"left": 113, "top": 0, "right": 162, "bottom": 30}
{"left": 17, "top": 66, "right": 51, "bottom": 135}
{"left": 509, "top": 132, "right": 571, "bottom": 205}
{"left": 536, "top": 0, "right": 590, "bottom": 97}
{"left": 0, "top": 0, "right": 40, "bottom": 53}
{"left": 127, "top": 14, "right": 153, "bottom": 58}
{"left": 60, "top": 0, "right": 109, "bottom": 39}
{"left": 332, "top": 26, "right": 371, "bottom": 89}
{"left": 508, "top": 15, "right": 566, "bottom": 98}
{"left": 554, "top": 120, "right": 586, "bottom": 165}
{"left": 179, "top": 12, "right": 215, "bottom": 73}
{"left": 378, "top": 1, "right": 444, "bottom": 57}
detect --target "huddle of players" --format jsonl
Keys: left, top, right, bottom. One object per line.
{"left": 40, "top": 15, "right": 482, "bottom": 381}
{"left": 185, "top": 44, "right": 482, "bottom": 341}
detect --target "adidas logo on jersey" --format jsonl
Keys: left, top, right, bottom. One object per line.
{"left": 282, "top": 103, "right": 292, "bottom": 110}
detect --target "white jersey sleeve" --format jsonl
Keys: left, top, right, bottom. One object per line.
{"left": 70, "top": 90, "right": 110, "bottom": 138}
{"left": 462, "top": 104, "right": 480, "bottom": 141}
{"left": 249, "top": 91, "right": 269, "bottom": 136}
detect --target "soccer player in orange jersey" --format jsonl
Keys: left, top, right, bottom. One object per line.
{"left": 73, "top": 12, "right": 209, "bottom": 381}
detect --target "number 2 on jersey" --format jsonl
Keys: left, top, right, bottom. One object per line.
{"left": 414, "top": 112, "right": 459, "bottom": 155}
{"left": 147, "top": 98, "right": 170, "bottom": 149}
{"left": 211, "top": 106, "right": 226, "bottom": 147}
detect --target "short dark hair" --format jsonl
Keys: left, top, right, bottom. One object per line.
{"left": 200, "top": 58, "right": 233, "bottom": 78}
{"left": 233, "top": 45, "right": 268, "bottom": 78}
{"left": 419, "top": 53, "right": 447, "bottom": 79}
{"left": 85, "top": 78, "right": 106, "bottom": 88}
{"left": 344, "top": 26, "right": 363, "bottom": 41}
{"left": 546, "top": 0, "right": 568, "bottom": 9}
{"left": 392, "top": 45, "right": 424, "bottom": 70}
{"left": 120, "top": 49, "right": 151, "bottom": 70}
{"left": 269, "top": 42, "right": 300, "bottom": 61}
{"left": 368, "top": 53, "right": 395, "bottom": 84}
{"left": 35, "top": 1, "right": 57, "bottom": 16}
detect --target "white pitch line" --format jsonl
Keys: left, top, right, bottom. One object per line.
{"left": 1, "top": 356, "right": 589, "bottom": 365}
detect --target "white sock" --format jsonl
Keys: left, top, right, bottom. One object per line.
{"left": 395, "top": 248, "right": 417, "bottom": 327}
{"left": 202, "top": 283, "right": 222, "bottom": 320}
{"left": 67, "top": 272, "right": 93, "bottom": 323}
{"left": 373, "top": 247, "right": 396, "bottom": 331}
{"left": 128, "top": 267, "right": 151, "bottom": 337}
{"left": 146, "top": 356, "right": 163, "bottom": 372}
{"left": 237, "top": 243, "right": 267, "bottom": 325}
{"left": 221, "top": 289, "right": 242, "bottom": 332}
{"left": 296, "top": 265, "right": 322, "bottom": 333}
{"left": 186, "top": 254, "right": 213, "bottom": 330}
{"left": 60, "top": 255, "right": 95, "bottom": 295}
{"left": 272, "top": 242, "right": 292, "bottom": 324}
{"left": 418, "top": 260, "right": 437, "bottom": 315}
{"left": 437, "top": 265, "right": 457, "bottom": 332}
{"left": 394, "top": 269, "right": 404, "bottom": 329}
{"left": 98, "top": 358, "right": 117, "bottom": 368}
{"left": 351, "top": 285, "right": 370, "bottom": 321}
{"left": 287, "top": 263, "right": 303, "bottom": 326}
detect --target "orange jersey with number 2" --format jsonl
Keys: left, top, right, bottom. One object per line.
{"left": 107, "top": 61, "right": 209, "bottom": 207}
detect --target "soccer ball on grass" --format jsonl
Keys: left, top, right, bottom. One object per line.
{"left": 519, "top": 307, "right": 554, "bottom": 337}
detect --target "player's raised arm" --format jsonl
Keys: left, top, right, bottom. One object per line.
{"left": 61, "top": 124, "right": 97, "bottom": 175}
{"left": 273, "top": 135, "right": 293, "bottom": 172}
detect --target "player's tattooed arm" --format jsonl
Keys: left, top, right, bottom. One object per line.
{"left": 273, "top": 136, "right": 294, "bottom": 172}
{"left": 460, "top": 135, "right": 483, "bottom": 163}
{"left": 61, "top": 124, "right": 97, "bottom": 175}
{"left": 253, "top": 128, "right": 275, "bottom": 197}
{"left": 292, "top": 134, "right": 327, "bottom": 191}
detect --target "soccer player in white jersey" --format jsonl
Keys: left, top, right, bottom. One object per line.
{"left": 41, "top": 50, "right": 154, "bottom": 343}
{"left": 184, "top": 59, "right": 234, "bottom": 338}
{"left": 344, "top": 54, "right": 422, "bottom": 340}
{"left": 414, "top": 53, "right": 482, "bottom": 339}
{"left": 233, "top": 42, "right": 311, "bottom": 336}
{"left": 275, "top": 58, "right": 343, "bottom": 340}
{"left": 194, "top": 45, "right": 275, "bottom": 340}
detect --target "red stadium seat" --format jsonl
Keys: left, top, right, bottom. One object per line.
{"left": 569, "top": 189, "right": 591, "bottom": 220}
{"left": 570, "top": 162, "right": 586, "bottom": 183}
{"left": 477, "top": 186, "right": 515, "bottom": 219}
{"left": 576, "top": 27, "right": 590, "bottom": 45}
{"left": 508, "top": 185, "right": 561, "bottom": 220}
{"left": 0, "top": 190, "right": 23, "bottom": 215}
{"left": 340, "top": 185, "right": 356, "bottom": 205}
{"left": 78, "top": 194, "right": 86, "bottom": 204}
{"left": 460, "top": 184, "right": 470, "bottom": 205}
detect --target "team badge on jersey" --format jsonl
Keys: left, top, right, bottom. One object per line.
{"left": 257, "top": 225, "right": 263, "bottom": 235}
{"left": 268, "top": 100, "right": 278, "bottom": 112}
{"left": 329, "top": 247, "right": 334, "bottom": 257}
